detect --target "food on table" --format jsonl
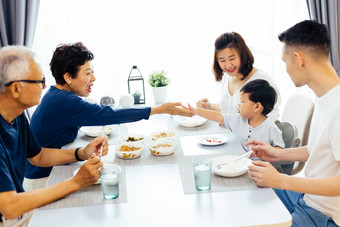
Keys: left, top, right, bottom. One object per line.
{"left": 149, "top": 139, "right": 176, "bottom": 156}
{"left": 151, "top": 144, "right": 172, "bottom": 149}
{"left": 126, "top": 136, "right": 143, "bottom": 142}
{"left": 205, "top": 137, "right": 223, "bottom": 144}
{"left": 151, "top": 130, "right": 176, "bottom": 141}
{"left": 119, "top": 145, "right": 141, "bottom": 152}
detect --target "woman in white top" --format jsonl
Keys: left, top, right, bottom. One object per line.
{"left": 197, "top": 32, "right": 281, "bottom": 121}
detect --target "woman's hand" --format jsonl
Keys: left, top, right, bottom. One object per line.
{"left": 196, "top": 98, "right": 211, "bottom": 109}
{"left": 245, "top": 140, "right": 279, "bottom": 162}
{"left": 248, "top": 161, "right": 285, "bottom": 188}
{"left": 151, "top": 102, "right": 195, "bottom": 117}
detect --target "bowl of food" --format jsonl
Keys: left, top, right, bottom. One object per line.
{"left": 173, "top": 115, "right": 207, "bottom": 127}
{"left": 212, "top": 155, "right": 251, "bottom": 177}
{"left": 80, "top": 125, "right": 118, "bottom": 137}
{"left": 115, "top": 144, "right": 143, "bottom": 159}
{"left": 149, "top": 139, "right": 177, "bottom": 156}
{"left": 118, "top": 133, "right": 144, "bottom": 146}
{"left": 151, "top": 130, "right": 176, "bottom": 141}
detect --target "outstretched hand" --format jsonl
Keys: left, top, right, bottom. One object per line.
{"left": 152, "top": 102, "right": 195, "bottom": 117}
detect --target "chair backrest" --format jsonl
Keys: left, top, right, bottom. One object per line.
{"left": 275, "top": 121, "right": 300, "bottom": 148}
{"left": 281, "top": 94, "right": 314, "bottom": 146}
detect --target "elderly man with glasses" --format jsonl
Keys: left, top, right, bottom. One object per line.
{"left": 0, "top": 45, "right": 108, "bottom": 226}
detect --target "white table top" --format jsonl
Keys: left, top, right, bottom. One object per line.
{"left": 29, "top": 115, "right": 291, "bottom": 227}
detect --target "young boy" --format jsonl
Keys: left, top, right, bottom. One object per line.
{"left": 190, "top": 79, "right": 285, "bottom": 151}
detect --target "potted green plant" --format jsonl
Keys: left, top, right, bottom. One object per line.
{"left": 148, "top": 70, "right": 170, "bottom": 103}
{"left": 132, "top": 90, "right": 141, "bottom": 104}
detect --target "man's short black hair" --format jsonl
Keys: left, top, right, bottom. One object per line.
{"left": 278, "top": 20, "right": 330, "bottom": 57}
{"left": 240, "top": 79, "right": 277, "bottom": 116}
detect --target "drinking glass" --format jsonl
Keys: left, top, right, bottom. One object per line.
{"left": 100, "top": 164, "right": 121, "bottom": 199}
{"left": 192, "top": 158, "right": 212, "bottom": 191}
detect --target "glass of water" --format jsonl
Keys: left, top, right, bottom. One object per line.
{"left": 192, "top": 158, "right": 212, "bottom": 191}
{"left": 100, "top": 164, "right": 121, "bottom": 200}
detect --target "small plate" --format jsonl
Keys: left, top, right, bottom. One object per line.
{"left": 199, "top": 136, "right": 227, "bottom": 146}
{"left": 212, "top": 156, "right": 251, "bottom": 177}
{"left": 80, "top": 125, "right": 118, "bottom": 137}
{"left": 173, "top": 115, "right": 207, "bottom": 127}
{"left": 73, "top": 163, "right": 122, "bottom": 184}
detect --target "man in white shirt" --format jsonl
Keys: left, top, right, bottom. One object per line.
{"left": 245, "top": 20, "right": 340, "bottom": 226}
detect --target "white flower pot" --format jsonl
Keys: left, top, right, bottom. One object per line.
{"left": 152, "top": 86, "right": 168, "bottom": 103}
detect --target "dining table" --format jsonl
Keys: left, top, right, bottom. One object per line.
{"left": 29, "top": 114, "right": 292, "bottom": 227}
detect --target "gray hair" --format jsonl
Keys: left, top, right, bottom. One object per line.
{"left": 0, "top": 45, "right": 37, "bottom": 93}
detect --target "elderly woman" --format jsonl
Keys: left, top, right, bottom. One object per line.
{"left": 196, "top": 32, "right": 281, "bottom": 121}
{"left": 25, "top": 42, "right": 193, "bottom": 189}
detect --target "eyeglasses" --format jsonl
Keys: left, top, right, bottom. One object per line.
{"left": 4, "top": 77, "right": 46, "bottom": 89}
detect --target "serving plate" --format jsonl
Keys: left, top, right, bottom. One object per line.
{"left": 199, "top": 135, "right": 227, "bottom": 146}
{"left": 80, "top": 124, "right": 118, "bottom": 137}
{"left": 212, "top": 155, "right": 251, "bottom": 177}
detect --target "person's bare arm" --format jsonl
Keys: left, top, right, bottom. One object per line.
{"left": 150, "top": 102, "right": 194, "bottom": 117}
{"left": 0, "top": 157, "right": 102, "bottom": 219}
{"left": 248, "top": 160, "right": 340, "bottom": 196}
{"left": 189, "top": 104, "right": 224, "bottom": 125}
{"left": 245, "top": 140, "right": 309, "bottom": 162}
{"left": 28, "top": 136, "right": 108, "bottom": 167}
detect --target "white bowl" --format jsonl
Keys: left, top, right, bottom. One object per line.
{"left": 115, "top": 144, "right": 143, "bottom": 159}
{"left": 118, "top": 133, "right": 145, "bottom": 146}
{"left": 173, "top": 115, "right": 207, "bottom": 127}
{"left": 80, "top": 125, "right": 118, "bottom": 137}
{"left": 151, "top": 130, "right": 176, "bottom": 141}
{"left": 212, "top": 155, "right": 251, "bottom": 177}
{"left": 149, "top": 139, "right": 177, "bottom": 156}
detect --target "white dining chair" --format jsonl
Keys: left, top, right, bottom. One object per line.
{"left": 281, "top": 94, "right": 315, "bottom": 175}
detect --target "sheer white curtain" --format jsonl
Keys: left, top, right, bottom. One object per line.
{"left": 32, "top": 0, "right": 309, "bottom": 111}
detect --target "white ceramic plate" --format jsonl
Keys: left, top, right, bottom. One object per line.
{"left": 199, "top": 135, "right": 227, "bottom": 146}
{"left": 80, "top": 124, "right": 118, "bottom": 137}
{"left": 173, "top": 115, "right": 207, "bottom": 127}
{"left": 212, "top": 156, "right": 251, "bottom": 177}
{"left": 73, "top": 163, "right": 122, "bottom": 184}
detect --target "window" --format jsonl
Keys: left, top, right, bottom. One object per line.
{"left": 32, "top": 0, "right": 310, "bottom": 113}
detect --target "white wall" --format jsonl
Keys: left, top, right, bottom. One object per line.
{"left": 32, "top": 0, "right": 311, "bottom": 113}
